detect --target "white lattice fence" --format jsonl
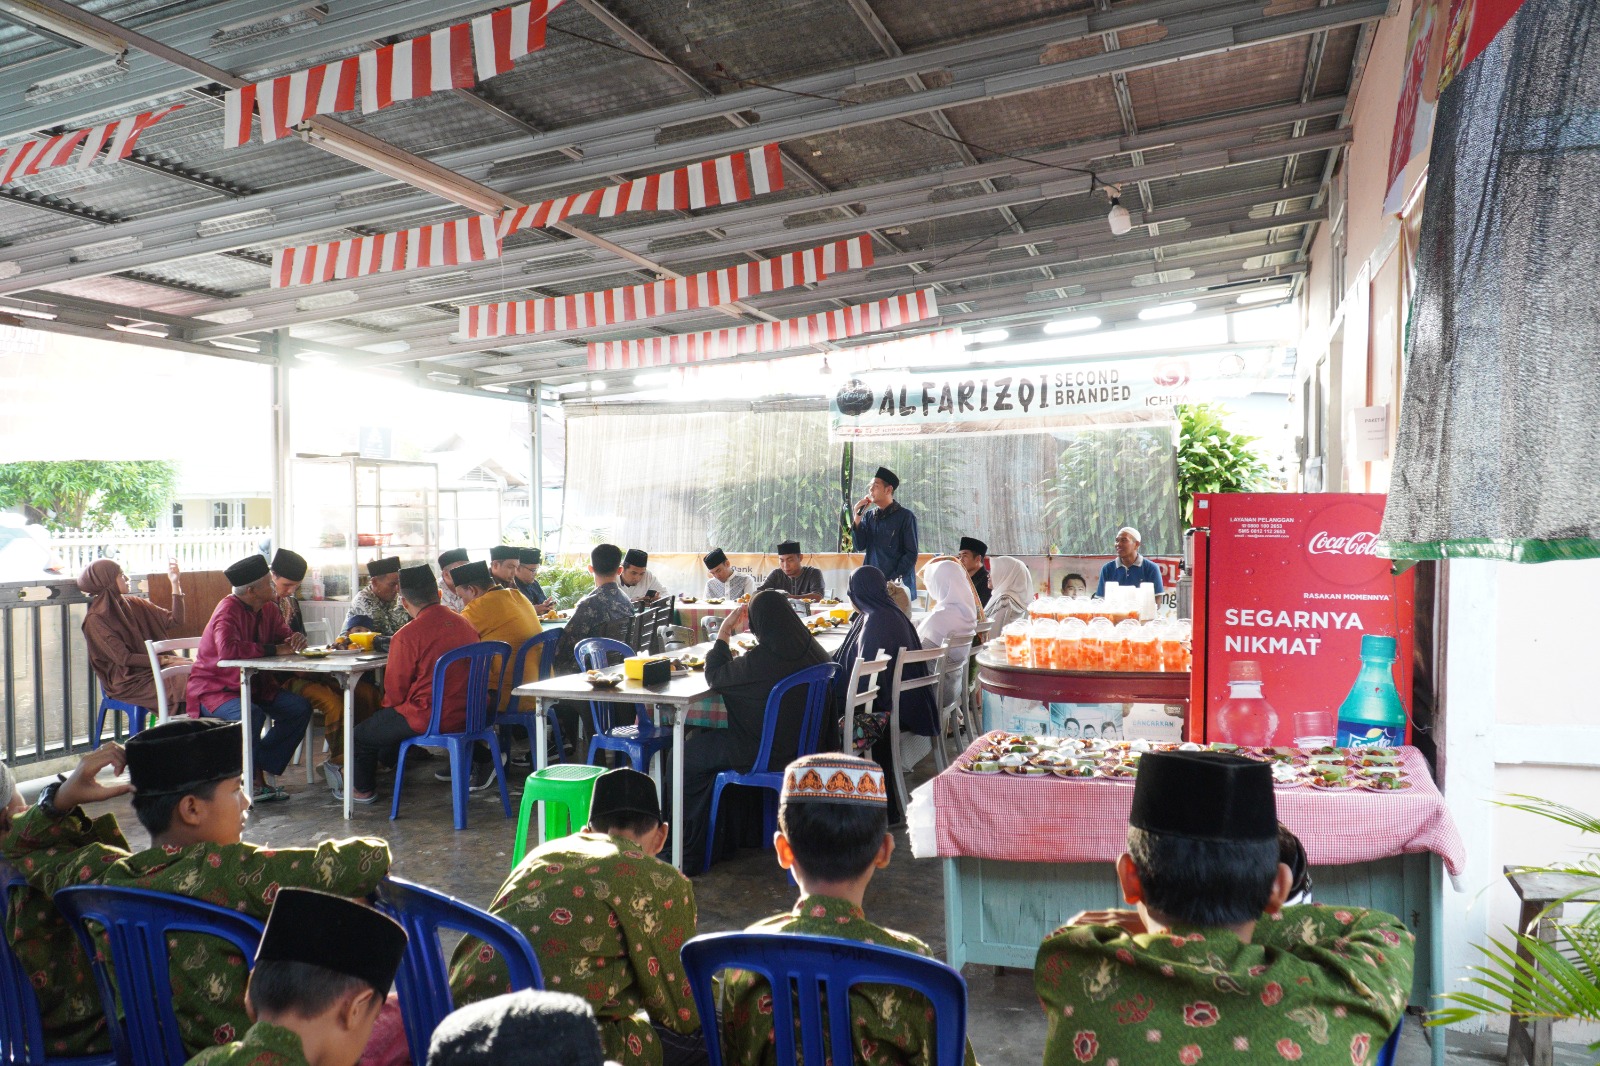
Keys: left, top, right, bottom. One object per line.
{"left": 51, "top": 527, "right": 271, "bottom": 576}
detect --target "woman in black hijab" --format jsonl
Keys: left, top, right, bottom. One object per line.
{"left": 679, "top": 589, "right": 831, "bottom": 872}
{"left": 831, "top": 565, "right": 937, "bottom": 823}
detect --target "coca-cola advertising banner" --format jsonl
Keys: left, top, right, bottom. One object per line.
{"left": 1190, "top": 493, "right": 1414, "bottom": 746}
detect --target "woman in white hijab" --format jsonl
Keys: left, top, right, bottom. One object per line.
{"left": 985, "top": 556, "right": 1033, "bottom": 633}
{"left": 918, "top": 558, "right": 979, "bottom": 661}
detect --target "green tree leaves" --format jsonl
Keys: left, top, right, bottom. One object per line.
{"left": 0, "top": 460, "right": 179, "bottom": 530}
{"left": 1176, "top": 404, "right": 1269, "bottom": 527}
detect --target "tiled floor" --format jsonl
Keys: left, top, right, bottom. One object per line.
{"left": 74, "top": 744, "right": 1590, "bottom": 1066}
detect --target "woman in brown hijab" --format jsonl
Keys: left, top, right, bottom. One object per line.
{"left": 77, "top": 558, "right": 187, "bottom": 709}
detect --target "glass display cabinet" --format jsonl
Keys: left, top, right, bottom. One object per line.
{"left": 291, "top": 456, "right": 439, "bottom": 603}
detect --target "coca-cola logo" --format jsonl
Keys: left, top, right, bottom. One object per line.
{"left": 1303, "top": 502, "right": 1389, "bottom": 586}
{"left": 1307, "top": 531, "right": 1380, "bottom": 556}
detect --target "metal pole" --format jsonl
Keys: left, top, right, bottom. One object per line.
{"left": 268, "top": 331, "right": 290, "bottom": 554}
{"left": 529, "top": 385, "right": 542, "bottom": 549}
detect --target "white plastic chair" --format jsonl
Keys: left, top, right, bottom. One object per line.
{"left": 932, "top": 632, "right": 975, "bottom": 771}
{"left": 302, "top": 619, "right": 330, "bottom": 646}
{"left": 144, "top": 637, "right": 200, "bottom": 723}
{"left": 840, "top": 653, "right": 890, "bottom": 755}
{"left": 887, "top": 645, "right": 946, "bottom": 815}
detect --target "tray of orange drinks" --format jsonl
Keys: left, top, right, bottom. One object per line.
{"left": 987, "top": 610, "right": 1191, "bottom": 675}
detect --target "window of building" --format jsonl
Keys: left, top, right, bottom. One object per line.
{"left": 171, "top": 502, "right": 184, "bottom": 530}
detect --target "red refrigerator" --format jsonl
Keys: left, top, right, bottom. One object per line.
{"left": 1188, "top": 493, "right": 1415, "bottom": 745}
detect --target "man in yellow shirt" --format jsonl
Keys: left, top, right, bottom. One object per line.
{"left": 445, "top": 560, "right": 543, "bottom": 785}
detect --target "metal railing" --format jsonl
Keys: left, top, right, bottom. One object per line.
{"left": 49, "top": 527, "right": 271, "bottom": 576}
{"left": 0, "top": 578, "right": 119, "bottom": 769}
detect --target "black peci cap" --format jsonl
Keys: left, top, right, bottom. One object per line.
{"left": 256, "top": 888, "right": 408, "bottom": 994}
{"left": 873, "top": 467, "right": 899, "bottom": 490}
{"left": 1129, "top": 751, "right": 1277, "bottom": 842}
{"left": 703, "top": 548, "right": 728, "bottom": 570}
{"left": 622, "top": 548, "right": 648, "bottom": 569}
{"left": 269, "top": 549, "right": 308, "bottom": 581}
{"left": 589, "top": 768, "right": 661, "bottom": 823}
{"left": 367, "top": 556, "right": 402, "bottom": 577}
{"left": 126, "top": 718, "right": 243, "bottom": 797}
{"left": 398, "top": 564, "right": 437, "bottom": 597}
{"left": 438, "top": 548, "right": 470, "bottom": 569}
{"left": 451, "top": 561, "right": 493, "bottom": 591}
{"left": 224, "top": 555, "right": 270, "bottom": 587}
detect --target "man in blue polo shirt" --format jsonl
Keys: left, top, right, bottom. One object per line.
{"left": 1095, "top": 526, "right": 1164, "bottom": 598}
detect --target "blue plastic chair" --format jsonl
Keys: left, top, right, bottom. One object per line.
{"left": 52, "top": 885, "right": 264, "bottom": 1066}
{"left": 390, "top": 640, "right": 514, "bottom": 831}
{"left": 496, "top": 630, "right": 566, "bottom": 767}
{"left": 0, "top": 859, "right": 116, "bottom": 1066}
{"left": 704, "top": 662, "right": 838, "bottom": 873}
{"left": 681, "top": 931, "right": 967, "bottom": 1066}
{"left": 574, "top": 637, "right": 674, "bottom": 775}
{"left": 1376, "top": 1022, "right": 1402, "bottom": 1066}
{"left": 92, "top": 694, "right": 151, "bottom": 746}
{"left": 375, "top": 877, "right": 542, "bottom": 1066}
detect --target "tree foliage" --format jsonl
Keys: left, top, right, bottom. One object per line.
{"left": 1176, "top": 404, "right": 1269, "bottom": 527}
{"left": 0, "top": 460, "right": 179, "bottom": 531}
{"left": 1042, "top": 426, "right": 1180, "bottom": 556}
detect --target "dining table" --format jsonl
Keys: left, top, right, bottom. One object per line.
{"left": 511, "top": 629, "right": 849, "bottom": 869}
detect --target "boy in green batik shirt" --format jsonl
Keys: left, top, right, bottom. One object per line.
{"left": 448, "top": 768, "right": 704, "bottom": 1066}
{"left": 187, "top": 888, "right": 408, "bottom": 1066}
{"left": 1033, "top": 751, "right": 1415, "bottom": 1066}
{"left": 3, "top": 719, "right": 391, "bottom": 1059}
{"left": 718, "top": 753, "right": 979, "bottom": 1066}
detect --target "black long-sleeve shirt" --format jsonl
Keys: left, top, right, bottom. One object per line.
{"left": 705, "top": 637, "right": 831, "bottom": 769}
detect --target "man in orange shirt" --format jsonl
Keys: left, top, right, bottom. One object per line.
{"left": 345, "top": 564, "right": 480, "bottom": 803}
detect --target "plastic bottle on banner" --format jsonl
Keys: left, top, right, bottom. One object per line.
{"left": 1335, "top": 634, "right": 1407, "bottom": 748}
{"left": 1214, "top": 660, "right": 1279, "bottom": 746}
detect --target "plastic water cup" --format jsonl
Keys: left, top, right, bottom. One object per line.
{"left": 1294, "top": 710, "right": 1335, "bottom": 741}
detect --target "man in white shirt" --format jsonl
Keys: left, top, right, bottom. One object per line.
{"left": 618, "top": 548, "right": 668, "bottom": 603}
{"left": 702, "top": 548, "right": 756, "bottom": 600}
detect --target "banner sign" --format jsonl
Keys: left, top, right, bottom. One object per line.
{"left": 1190, "top": 493, "right": 1415, "bottom": 747}
{"left": 827, "top": 350, "right": 1273, "bottom": 441}
{"left": 1384, "top": 0, "right": 1438, "bottom": 214}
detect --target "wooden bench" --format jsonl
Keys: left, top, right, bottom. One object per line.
{"left": 1503, "top": 867, "right": 1600, "bottom": 1066}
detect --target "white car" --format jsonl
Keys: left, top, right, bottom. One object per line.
{"left": 0, "top": 514, "right": 63, "bottom": 583}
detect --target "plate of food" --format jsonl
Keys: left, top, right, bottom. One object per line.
{"left": 705, "top": 597, "right": 725, "bottom": 605}
{"left": 677, "top": 655, "right": 706, "bottom": 671}
{"left": 1307, "top": 768, "right": 1356, "bottom": 791}
{"left": 680, "top": 596, "right": 698, "bottom": 604}
{"left": 298, "top": 647, "right": 331, "bottom": 659}
{"left": 585, "top": 670, "right": 623, "bottom": 689}
{"left": 965, "top": 760, "right": 1002, "bottom": 775}
{"left": 1004, "top": 764, "right": 1050, "bottom": 777}
{"left": 819, "top": 598, "right": 841, "bottom": 605}
{"left": 1359, "top": 776, "right": 1413, "bottom": 792}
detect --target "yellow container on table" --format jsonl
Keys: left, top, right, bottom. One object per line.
{"left": 623, "top": 654, "right": 668, "bottom": 679}
{"left": 829, "top": 607, "right": 852, "bottom": 622}
{"left": 348, "top": 631, "right": 377, "bottom": 651}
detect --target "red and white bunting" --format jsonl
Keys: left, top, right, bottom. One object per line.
{"left": 0, "top": 105, "right": 183, "bottom": 186}
{"left": 586, "top": 290, "right": 941, "bottom": 370}
{"left": 225, "top": 58, "right": 358, "bottom": 148}
{"left": 460, "top": 234, "right": 872, "bottom": 340}
{"left": 497, "top": 144, "right": 783, "bottom": 236}
{"left": 271, "top": 215, "right": 499, "bottom": 288}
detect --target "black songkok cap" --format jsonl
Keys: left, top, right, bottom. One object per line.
{"left": 398, "top": 564, "right": 436, "bottom": 597}
{"left": 452, "top": 561, "right": 493, "bottom": 591}
{"left": 126, "top": 718, "right": 243, "bottom": 797}
{"left": 873, "top": 466, "right": 900, "bottom": 490}
{"left": 224, "top": 555, "right": 270, "bottom": 587}
{"left": 519, "top": 548, "right": 542, "bottom": 565}
{"left": 1129, "top": 751, "right": 1277, "bottom": 842}
{"left": 490, "top": 546, "right": 521, "bottom": 562}
{"left": 703, "top": 548, "right": 728, "bottom": 570}
{"left": 589, "top": 768, "right": 661, "bottom": 823}
{"left": 776, "top": 541, "right": 801, "bottom": 557}
{"left": 438, "top": 548, "right": 470, "bottom": 569}
{"left": 270, "top": 549, "right": 308, "bottom": 581}
{"left": 622, "top": 549, "right": 648, "bottom": 569}
{"left": 257, "top": 888, "right": 407, "bottom": 994}
{"left": 959, "top": 537, "right": 988, "bottom": 557}
{"left": 426, "top": 990, "right": 607, "bottom": 1066}
{"left": 367, "top": 556, "right": 402, "bottom": 577}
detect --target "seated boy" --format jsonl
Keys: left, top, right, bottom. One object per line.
{"left": 1033, "top": 751, "right": 1415, "bottom": 1066}
{"left": 448, "top": 768, "right": 703, "bottom": 1066}
{"left": 3, "top": 719, "right": 392, "bottom": 1058}
{"left": 719, "top": 753, "right": 979, "bottom": 1066}
{"left": 187, "top": 888, "right": 408, "bottom": 1066}
{"left": 427, "top": 989, "right": 610, "bottom": 1066}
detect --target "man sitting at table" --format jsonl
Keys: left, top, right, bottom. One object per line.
{"left": 3, "top": 722, "right": 392, "bottom": 1060}
{"left": 345, "top": 556, "right": 412, "bottom": 636}
{"left": 346, "top": 564, "right": 482, "bottom": 804}
{"left": 702, "top": 548, "right": 755, "bottom": 601}
{"left": 718, "top": 753, "right": 978, "bottom": 1066}
{"left": 443, "top": 560, "right": 543, "bottom": 785}
{"left": 439, "top": 548, "right": 471, "bottom": 612}
{"left": 619, "top": 548, "right": 668, "bottom": 604}
{"left": 757, "top": 541, "right": 825, "bottom": 601}
{"left": 488, "top": 545, "right": 523, "bottom": 591}
{"left": 956, "top": 537, "right": 991, "bottom": 607}
{"left": 1094, "top": 525, "right": 1164, "bottom": 599}
{"left": 186, "top": 554, "right": 312, "bottom": 804}
{"left": 554, "top": 544, "right": 636, "bottom": 671}
{"left": 448, "top": 768, "right": 704, "bottom": 1066}
{"left": 1033, "top": 750, "right": 1414, "bottom": 1066}
{"left": 517, "top": 548, "right": 557, "bottom": 612}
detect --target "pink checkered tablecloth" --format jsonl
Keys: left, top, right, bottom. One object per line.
{"left": 932, "top": 733, "right": 1466, "bottom": 876}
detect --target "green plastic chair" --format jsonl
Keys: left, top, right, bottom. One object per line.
{"left": 513, "top": 763, "right": 608, "bottom": 865}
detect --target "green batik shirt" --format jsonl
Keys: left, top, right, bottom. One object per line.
{"left": 1033, "top": 904, "right": 1415, "bottom": 1066}
{"left": 1, "top": 809, "right": 129, "bottom": 1057}
{"left": 718, "top": 894, "right": 980, "bottom": 1066}
{"left": 6, "top": 805, "right": 389, "bottom": 1058}
{"left": 185, "top": 1021, "right": 311, "bottom": 1066}
{"left": 448, "top": 831, "right": 700, "bottom": 1066}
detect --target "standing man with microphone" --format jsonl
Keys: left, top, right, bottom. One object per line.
{"left": 852, "top": 466, "right": 920, "bottom": 595}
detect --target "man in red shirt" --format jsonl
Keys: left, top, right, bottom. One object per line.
{"left": 186, "top": 554, "right": 312, "bottom": 803}
{"left": 345, "top": 563, "right": 480, "bottom": 803}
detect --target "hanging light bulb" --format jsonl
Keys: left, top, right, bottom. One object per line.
{"left": 1106, "top": 184, "right": 1132, "bottom": 236}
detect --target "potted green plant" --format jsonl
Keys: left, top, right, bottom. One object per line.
{"left": 1176, "top": 403, "right": 1269, "bottom": 528}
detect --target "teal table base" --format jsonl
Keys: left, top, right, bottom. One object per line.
{"left": 942, "top": 852, "right": 1446, "bottom": 1066}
